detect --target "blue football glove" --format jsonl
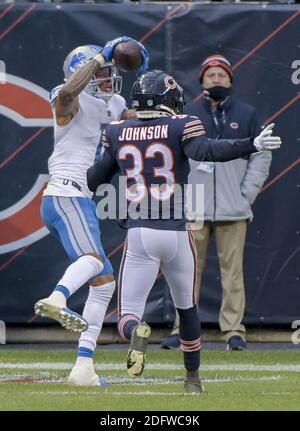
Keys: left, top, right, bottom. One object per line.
{"left": 101, "top": 36, "right": 133, "bottom": 62}
{"left": 136, "top": 42, "right": 149, "bottom": 76}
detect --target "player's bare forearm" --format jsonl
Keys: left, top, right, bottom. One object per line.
{"left": 61, "top": 59, "right": 101, "bottom": 100}
{"left": 56, "top": 56, "right": 105, "bottom": 118}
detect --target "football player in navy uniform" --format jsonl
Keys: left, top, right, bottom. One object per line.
{"left": 87, "top": 70, "right": 281, "bottom": 393}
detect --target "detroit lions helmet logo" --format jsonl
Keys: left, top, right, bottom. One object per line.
{"left": 68, "top": 52, "right": 87, "bottom": 74}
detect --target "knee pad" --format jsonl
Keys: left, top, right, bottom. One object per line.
{"left": 80, "top": 254, "right": 104, "bottom": 275}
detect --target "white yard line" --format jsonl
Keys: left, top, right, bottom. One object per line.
{"left": 25, "top": 391, "right": 183, "bottom": 396}
{"left": 22, "top": 390, "right": 292, "bottom": 397}
{"left": 0, "top": 362, "right": 300, "bottom": 372}
{"left": 0, "top": 374, "right": 283, "bottom": 385}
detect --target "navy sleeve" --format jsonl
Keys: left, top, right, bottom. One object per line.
{"left": 87, "top": 150, "right": 118, "bottom": 192}
{"left": 87, "top": 129, "right": 119, "bottom": 192}
{"left": 183, "top": 135, "right": 256, "bottom": 162}
{"left": 181, "top": 116, "right": 256, "bottom": 162}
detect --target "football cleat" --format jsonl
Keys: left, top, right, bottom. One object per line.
{"left": 127, "top": 322, "right": 151, "bottom": 378}
{"left": 184, "top": 370, "right": 204, "bottom": 394}
{"left": 67, "top": 358, "right": 102, "bottom": 386}
{"left": 184, "top": 378, "right": 204, "bottom": 394}
{"left": 34, "top": 297, "right": 88, "bottom": 333}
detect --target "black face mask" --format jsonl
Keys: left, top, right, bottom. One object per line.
{"left": 205, "top": 86, "right": 232, "bottom": 102}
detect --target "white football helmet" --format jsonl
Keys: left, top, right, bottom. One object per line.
{"left": 63, "top": 44, "right": 122, "bottom": 99}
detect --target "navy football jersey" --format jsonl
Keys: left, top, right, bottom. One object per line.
{"left": 99, "top": 114, "right": 255, "bottom": 231}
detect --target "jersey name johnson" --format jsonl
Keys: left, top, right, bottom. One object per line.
{"left": 104, "top": 115, "right": 200, "bottom": 230}
{"left": 119, "top": 124, "right": 169, "bottom": 141}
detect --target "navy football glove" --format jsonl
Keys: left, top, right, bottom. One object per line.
{"left": 136, "top": 42, "right": 149, "bottom": 76}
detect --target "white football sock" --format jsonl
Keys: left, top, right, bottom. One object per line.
{"left": 47, "top": 291, "right": 67, "bottom": 307}
{"left": 56, "top": 255, "right": 104, "bottom": 296}
{"left": 78, "top": 281, "right": 115, "bottom": 351}
{"left": 75, "top": 357, "right": 93, "bottom": 366}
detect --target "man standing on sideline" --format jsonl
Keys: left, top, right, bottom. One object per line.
{"left": 87, "top": 70, "right": 281, "bottom": 392}
{"left": 34, "top": 38, "right": 149, "bottom": 386}
{"left": 161, "top": 55, "right": 271, "bottom": 351}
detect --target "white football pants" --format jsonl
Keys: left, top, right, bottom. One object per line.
{"left": 118, "top": 227, "right": 197, "bottom": 319}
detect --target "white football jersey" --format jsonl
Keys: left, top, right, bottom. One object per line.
{"left": 44, "top": 85, "right": 126, "bottom": 198}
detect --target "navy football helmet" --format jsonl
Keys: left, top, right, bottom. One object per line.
{"left": 131, "top": 70, "right": 184, "bottom": 115}
{"left": 63, "top": 45, "right": 122, "bottom": 98}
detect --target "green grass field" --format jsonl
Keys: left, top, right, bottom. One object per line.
{"left": 0, "top": 348, "right": 299, "bottom": 411}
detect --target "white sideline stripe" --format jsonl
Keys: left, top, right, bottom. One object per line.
{"left": 1, "top": 362, "right": 300, "bottom": 372}
{"left": 0, "top": 374, "right": 282, "bottom": 385}
{"left": 26, "top": 391, "right": 183, "bottom": 396}
{"left": 24, "top": 390, "right": 292, "bottom": 397}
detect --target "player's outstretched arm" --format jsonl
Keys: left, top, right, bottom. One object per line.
{"left": 183, "top": 123, "right": 282, "bottom": 162}
{"left": 56, "top": 36, "right": 134, "bottom": 124}
{"left": 55, "top": 56, "right": 105, "bottom": 122}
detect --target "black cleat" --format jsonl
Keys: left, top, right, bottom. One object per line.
{"left": 184, "top": 378, "right": 204, "bottom": 394}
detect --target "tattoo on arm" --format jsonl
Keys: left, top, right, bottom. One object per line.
{"left": 56, "top": 56, "right": 105, "bottom": 121}
{"left": 60, "top": 59, "right": 100, "bottom": 102}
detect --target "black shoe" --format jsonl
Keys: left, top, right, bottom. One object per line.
{"left": 160, "top": 333, "right": 180, "bottom": 350}
{"left": 184, "top": 370, "right": 204, "bottom": 394}
{"left": 184, "top": 378, "right": 204, "bottom": 394}
{"left": 226, "top": 335, "right": 247, "bottom": 351}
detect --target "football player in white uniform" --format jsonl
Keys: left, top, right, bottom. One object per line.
{"left": 34, "top": 38, "right": 149, "bottom": 386}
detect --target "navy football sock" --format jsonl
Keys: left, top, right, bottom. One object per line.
{"left": 118, "top": 314, "right": 140, "bottom": 341}
{"left": 177, "top": 305, "right": 201, "bottom": 372}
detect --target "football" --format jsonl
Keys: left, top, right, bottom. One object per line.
{"left": 113, "top": 40, "right": 142, "bottom": 72}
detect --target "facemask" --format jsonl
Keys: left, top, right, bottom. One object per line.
{"left": 205, "top": 86, "right": 232, "bottom": 102}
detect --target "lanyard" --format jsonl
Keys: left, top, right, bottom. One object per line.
{"left": 211, "top": 105, "right": 226, "bottom": 138}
